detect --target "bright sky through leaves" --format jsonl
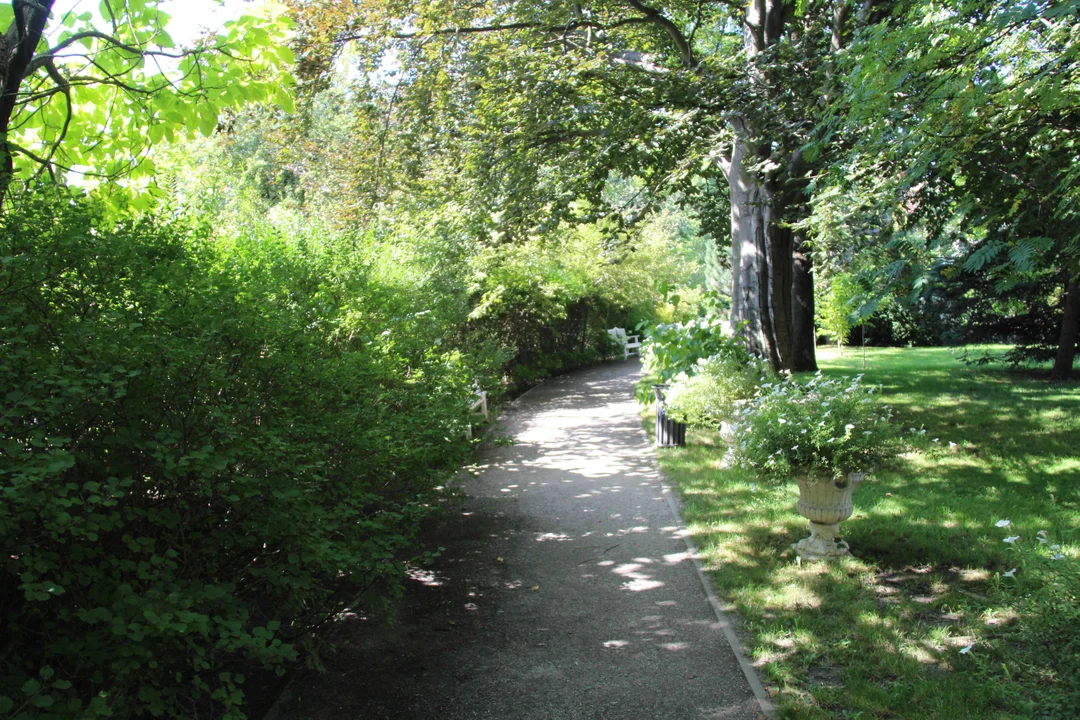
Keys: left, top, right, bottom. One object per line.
{"left": 49, "top": 0, "right": 252, "bottom": 46}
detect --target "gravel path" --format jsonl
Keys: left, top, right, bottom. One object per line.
{"left": 269, "top": 360, "right": 769, "bottom": 720}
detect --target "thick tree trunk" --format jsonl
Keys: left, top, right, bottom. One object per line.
{"left": 791, "top": 236, "right": 818, "bottom": 371}
{"left": 726, "top": 120, "right": 768, "bottom": 359}
{"left": 722, "top": 0, "right": 822, "bottom": 372}
{"left": 725, "top": 117, "right": 817, "bottom": 372}
{"left": 1051, "top": 272, "right": 1079, "bottom": 381}
{"left": 766, "top": 217, "right": 794, "bottom": 368}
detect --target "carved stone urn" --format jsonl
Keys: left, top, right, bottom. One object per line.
{"left": 791, "top": 473, "right": 866, "bottom": 560}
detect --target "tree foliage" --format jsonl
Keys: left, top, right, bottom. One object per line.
{"left": 820, "top": 0, "right": 1080, "bottom": 376}
{"left": 0, "top": 0, "right": 294, "bottom": 207}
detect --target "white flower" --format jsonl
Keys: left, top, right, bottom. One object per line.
{"left": 932, "top": 438, "right": 939, "bottom": 443}
{"left": 863, "top": 431, "right": 873, "bottom": 436}
{"left": 1038, "top": 537, "right": 1049, "bottom": 544}
{"left": 995, "top": 519, "right": 1011, "bottom": 528}
{"left": 1002, "top": 568, "right": 1017, "bottom": 578}
{"left": 1052, "top": 553, "right": 1065, "bottom": 561}
{"left": 1050, "top": 544, "right": 1061, "bottom": 551}
{"left": 959, "top": 644, "right": 973, "bottom": 654}
{"left": 1003, "top": 536, "right": 1020, "bottom": 544}
{"left": 778, "top": 417, "right": 787, "bottom": 425}
{"left": 845, "top": 423, "right": 855, "bottom": 431}
{"left": 948, "top": 441, "right": 958, "bottom": 449}
{"left": 792, "top": 445, "right": 799, "bottom": 451}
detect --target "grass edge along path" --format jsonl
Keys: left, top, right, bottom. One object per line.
{"left": 653, "top": 347, "right": 1079, "bottom": 719}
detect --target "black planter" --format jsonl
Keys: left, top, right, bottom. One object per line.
{"left": 652, "top": 384, "right": 686, "bottom": 447}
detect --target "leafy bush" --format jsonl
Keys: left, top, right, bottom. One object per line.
{"left": 464, "top": 238, "right": 629, "bottom": 388}
{"left": 0, "top": 193, "right": 478, "bottom": 719}
{"left": 731, "top": 372, "right": 900, "bottom": 480}
{"left": 664, "top": 349, "right": 775, "bottom": 429}
{"left": 640, "top": 315, "right": 733, "bottom": 382}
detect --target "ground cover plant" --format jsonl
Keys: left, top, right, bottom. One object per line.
{"left": 654, "top": 347, "right": 1080, "bottom": 718}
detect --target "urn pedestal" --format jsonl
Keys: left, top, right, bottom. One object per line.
{"left": 791, "top": 473, "right": 865, "bottom": 560}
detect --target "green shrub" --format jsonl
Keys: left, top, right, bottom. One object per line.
{"left": 664, "top": 350, "right": 775, "bottom": 428}
{"left": 640, "top": 316, "right": 732, "bottom": 381}
{"left": 636, "top": 316, "right": 740, "bottom": 402}
{"left": 0, "top": 193, "right": 477, "bottom": 719}
{"left": 731, "top": 372, "right": 900, "bottom": 480}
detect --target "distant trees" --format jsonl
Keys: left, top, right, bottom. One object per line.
{"left": 282, "top": 0, "right": 1078, "bottom": 377}
{"left": 823, "top": 0, "right": 1079, "bottom": 378}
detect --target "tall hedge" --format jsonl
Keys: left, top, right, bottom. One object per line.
{"left": 0, "top": 194, "right": 477, "bottom": 718}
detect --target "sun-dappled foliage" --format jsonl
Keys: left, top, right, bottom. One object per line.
{"left": 0, "top": 191, "right": 496, "bottom": 718}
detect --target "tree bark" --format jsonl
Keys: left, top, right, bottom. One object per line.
{"left": 1051, "top": 271, "right": 1079, "bottom": 381}
{"left": 725, "top": 118, "right": 768, "bottom": 359}
{"left": 791, "top": 235, "right": 818, "bottom": 371}
{"left": 766, "top": 214, "right": 794, "bottom": 368}
{"left": 723, "top": 0, "right": 821, "bottom": 372}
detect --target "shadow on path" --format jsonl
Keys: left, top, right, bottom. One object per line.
{"left": 270, "top": 361, "right": 765, "bottom": 720}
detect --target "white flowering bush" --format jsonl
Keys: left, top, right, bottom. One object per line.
{"left": 664, "top": 349, "right": 775, "bottom": 428}
{"left": 731, "top": 372, "right": 899, "bottom": 480}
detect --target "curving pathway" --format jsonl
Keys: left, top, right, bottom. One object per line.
{"left": 269, "top": 360, "right": 770, "bottom": 720}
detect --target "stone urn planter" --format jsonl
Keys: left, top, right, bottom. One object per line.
{"left": 791, "top": 472, "right": 866, "bottom": 560}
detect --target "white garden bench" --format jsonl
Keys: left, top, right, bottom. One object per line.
{"left": 469, "top": 388, "right": 488, "bottom": 418}
{"left": 465, "top": 386, "right": 488, "bottom": 439}
{"left": 607, "top": 327, "right": 641, "bottom": 360}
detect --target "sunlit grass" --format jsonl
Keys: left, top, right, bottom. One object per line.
{"left": 655, "top": 346, "right": 1080, "bottom": 718}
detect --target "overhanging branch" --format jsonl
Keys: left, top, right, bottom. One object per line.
{"left": 623, "top": 0, "right": 696, "bottom": 68}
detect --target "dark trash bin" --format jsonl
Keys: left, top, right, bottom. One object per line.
{"left": 652, "top": 384, "right": 686, "bottom": 447}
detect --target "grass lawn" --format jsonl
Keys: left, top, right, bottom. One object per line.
{"left": 654, "top": 346, "right": 1080, "bottom": 719}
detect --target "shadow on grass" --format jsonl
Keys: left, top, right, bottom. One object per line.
{"left": 654, "top": 343, "right": 1080, "bottom": 718}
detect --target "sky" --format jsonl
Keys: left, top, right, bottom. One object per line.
{"left": 49, "top": 0, "right": 255, "bottom": 45}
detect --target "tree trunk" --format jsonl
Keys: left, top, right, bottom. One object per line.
{"left": 726, "top": 119, "right": 768, "bottom": 359}
{"left": 722, "top": 0, "right": 822, "bottom": 372}
{"left": 766, "top": 216, "right": 794, "bottom": 368}
{"left": 1051, "top": 272, "right": 1079, "bottom": 381}
{"left": 791, "top": 236, "right": 818, "bottom": 371}
{"left": 0, "top": 1, "right": 57, "bottom": 208}
{"left": 725, "top": 119, "right": 819, "bottom": 372}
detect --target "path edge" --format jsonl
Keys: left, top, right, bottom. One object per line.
{"left": 640, "top": 423, "right": 776, "bottom": 718}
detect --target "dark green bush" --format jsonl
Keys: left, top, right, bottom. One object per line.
{"left": 0, "top": 193, "right": 477, "bottom": 719}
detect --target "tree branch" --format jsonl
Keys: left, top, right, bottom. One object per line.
{"left": 335, "top": 17, "right": 659, "bottom": 45}
{"left": 26, "top": 30, "right": 195, "bottom": 76}
{"left": 623, "top": 0, "right": 696, "bottom": 68}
